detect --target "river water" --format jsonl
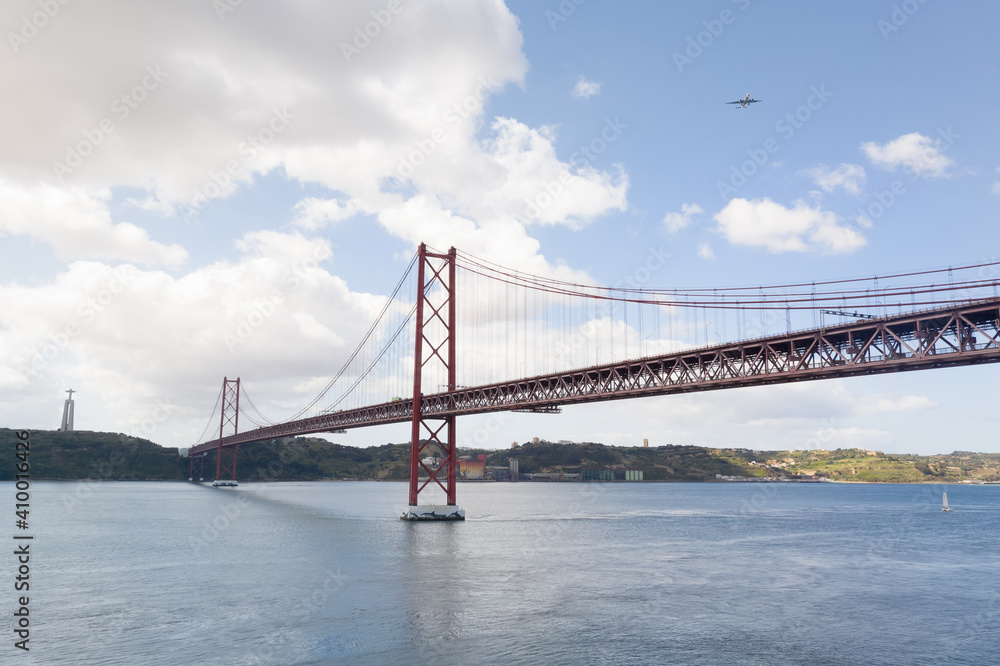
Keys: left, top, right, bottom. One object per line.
{"left": 3, "top": 480, "right": 998, "bottom": 665}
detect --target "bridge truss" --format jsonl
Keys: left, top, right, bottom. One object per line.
{"left": 187, "top": 247, "right": 1000, "bottom": 516}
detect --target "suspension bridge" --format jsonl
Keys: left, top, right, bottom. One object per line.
{"left": 187, "top": 244, "right": 1000, "bottom": 519}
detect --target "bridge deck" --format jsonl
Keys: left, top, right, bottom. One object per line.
{"left": 189, "top": 298, "right": 1000, "bottom": 456}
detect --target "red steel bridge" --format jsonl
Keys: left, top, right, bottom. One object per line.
{"left": 187, "top": 244, "right": 1000, "bottom": 518}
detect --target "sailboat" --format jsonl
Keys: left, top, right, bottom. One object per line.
{"left": 942, "top": 492, "right": 953, "bottom": 512}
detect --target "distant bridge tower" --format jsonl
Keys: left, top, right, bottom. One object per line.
{"left": 59, "top": 389, "right": 75, "bottom": 431}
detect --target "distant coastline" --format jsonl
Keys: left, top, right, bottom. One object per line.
{"left": 3, "top": 429, "right": 998, "bottom": 484}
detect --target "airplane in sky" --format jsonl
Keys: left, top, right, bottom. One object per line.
{"left": 726, "top": 93, "right": 762, "bottom": 108}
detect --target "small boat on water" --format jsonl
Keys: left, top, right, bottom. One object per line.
{"left": 942, "top": 492, "right": 953, "bottom": 512}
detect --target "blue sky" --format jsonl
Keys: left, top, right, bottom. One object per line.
{"left": 1, "top": 0, "right": 998, "bottom": 455}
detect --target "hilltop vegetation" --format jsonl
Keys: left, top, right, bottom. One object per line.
{"left": 478, "top": 440, "right": 750, "bottom": 481}
{"left": 472, "top": 441, "right": 1000, "bottom": 483}
{"left": 0, "top": 429, "right": 411, "bottom": 482}
{"left": 741, "top": 448, "right": 1000, "bottom": 483}
{"left": 0, "top": 429, "right": 186, "bottom": 481}
{"left": 3, "top": 429, "right": 999, "bottom": 483}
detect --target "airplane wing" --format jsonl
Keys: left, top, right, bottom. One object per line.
{"left": 725, "top": 96, "right": 761, "bottom": 107}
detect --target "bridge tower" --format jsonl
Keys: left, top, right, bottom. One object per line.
{"left": 214, "top": 377, "right": 240, "bottom": 487}
{"left": 188, "top": 452, "right": 206, "bottom": 481}
{"left": 402, "top": 244, "right": 465, "bottom": 520}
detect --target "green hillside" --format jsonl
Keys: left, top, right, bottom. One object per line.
{"left": 478, "top": 440, "right": 751, "bottom": 480}
{"left": 0, "top": 429, "right": 186, "bottom": 481}
{"left": 746, "top": 447, "right": 1000, "bottom": 483}
{"left": 3, "top": 429, "right": 999, "bottom": 483}
{"left": 0, "top": 429, "right": 411, "bottom": 482}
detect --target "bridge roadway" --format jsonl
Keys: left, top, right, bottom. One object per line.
{"left": 189, "top": 298, "right": 1000, "bottom": 456}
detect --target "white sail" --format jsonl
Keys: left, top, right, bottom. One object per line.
{"left": 942, "top": 492, "right": 952, "bottom": 511}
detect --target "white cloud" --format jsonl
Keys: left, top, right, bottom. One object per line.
{"left": 0, "top": 2, "right": 529, "bottom": 203}
{"left": 714, "top": 197, "right": 866, "bottom": 254}
{"left": 572, "top": 76, "right": 601, "bottom": 99}
{"left": 810, "top": 427, "right": 891, "bottom": 446}
{"left": 662, "top": 203, "right": 704, "bottom": 233}
{"left": 292, "top": 197, "right": 357, "bottom": 230}
{"left": 697, "top": 242, "right": 715, "bottom": 261}
{"left": 377, "top": 193, "right": 593, "bottom": 280}
{"left": 566, "top": 380, "right": 935, "bottom": 451}
{"left": 0, "top": 231, "right": 384, "bottom": 442}
{"left": 0, "top": 0, "right": 637, "bottom": 444}
{"left": 125, "top": 195, "right": 176, "bottom": 216}
{"left": 0, "top": 180, "right": 186, "bottom": 267}
{"left": 861, "top": 132, "right": 953, "bottom": 177}
{"left": 857, "top": 395, "right": 935, "bottom": 416}
{"left": 739, "top": 385, "right": 930, "bottom": 423}
{"left": 0, "top": 1, "right": 629, "bottom": 253}
{"left": 801, "top": 163, "right": 866, "bottom": 195}
{"left": 0, "top": 223, "right": 608, "bottom": 444}
{"left": 466, "top": 117, "right": 629, "bottom": 228}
